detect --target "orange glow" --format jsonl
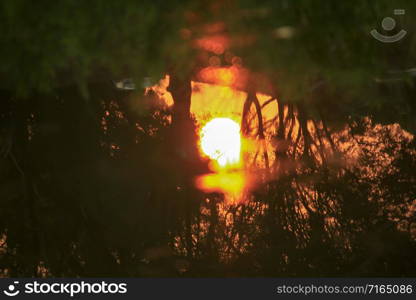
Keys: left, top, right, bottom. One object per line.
{"left": 195, "top": 172, "right": 246, "bottom": 202}
{"left": 197, "top": 118, "right": 248, "bottom": 202}
{"left": 151, "top": 77, "right": 276, "bottom": 203}
{"left": 195, "top": 34, "right": 229, "bottom": 55}
{"left": 200, "top": 118, "right": 241, "bottom": 167}
{"left": 197, "top": 66, "right": 249, "bottom": 88}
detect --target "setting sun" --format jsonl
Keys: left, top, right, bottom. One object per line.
{"left": 200, "top": 118, "right": 241, "bottom": 167}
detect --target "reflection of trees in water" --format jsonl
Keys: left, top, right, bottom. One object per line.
{"left": 0, "top": 82, "right": 415, "bottom": 277}
{"left": 173, "top": 93, "right": 416, "bottom": 276}
{"left": 1, "top": 0, "right": 416, "bottom": 278}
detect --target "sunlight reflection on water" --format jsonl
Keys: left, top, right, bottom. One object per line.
{"left": 196, "top": 117, "right": 250, "bottom": 202}
{"left": 195, "top": 171, "right": 247, "bottom": 203}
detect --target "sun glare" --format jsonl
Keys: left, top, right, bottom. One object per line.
{"left": 200, "top": 118, "right": 241, "bottom": 167}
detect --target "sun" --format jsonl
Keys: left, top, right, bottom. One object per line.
{"left": 200, "top": 118, "right": 241, "bottom": 167}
